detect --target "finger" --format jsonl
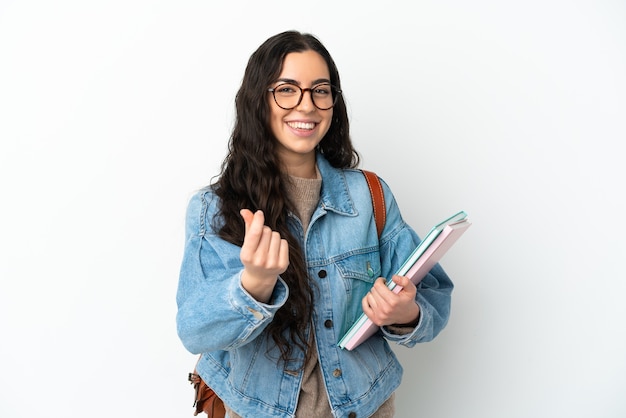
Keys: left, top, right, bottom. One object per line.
{"left": 253, "top": 225, "right": 273, "bottom": 260}
{"left": 370, "top": 278, "right": 392, "bottom": 304}
{"left": 240, "top": 209, "right": 258, "bottom": 245}
{"left": 365, "top": 290, "right": 378, "bottom": 311}
{"left": 278, "top": 239, "right": 289, "bottom": 270}
{"left": 362, "top": 293, "right": 373, "bottom": 315}
{"left": 362, "top": 292, "right": 381, "bottom": 325}
{"left": 241, "top": 210, "right": 265, "bottom": 248}
{"left": 391, "top": 275, "right": 417, "bottom": 298}
{"left": 251, "top": 210, "right": 266, "bottom": 232}
{"left": 372, "top": 278, "right": 407, "bottom": 319}
{"left": 240, "top": 211, "right": 267, "bottom": 266}
{"left": 267, "top": 235, "right": 289, "bottom": 274}
{"left": 267, "top": 230, "right": 283, "bottom": 265}
{"left": 240, "top": 208, "right": 254, "bottom": 232}
{"left": 391, "top": 274, "right": 412, "bottom": 289}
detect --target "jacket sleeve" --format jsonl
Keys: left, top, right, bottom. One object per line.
{"left": 375, "top": 179, "right": 454, "bottom": 347}
{"left": 176, "top": 191, "right": 289, "bottom": 354}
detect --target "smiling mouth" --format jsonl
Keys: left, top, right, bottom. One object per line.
{"left": 287, "top": 121, "right": 316, "bottom": 130}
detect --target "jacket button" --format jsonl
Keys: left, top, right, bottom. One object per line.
{"left": 324, "top": 319, "right": 333, "bottom": 328}
{"left": 348, "top": 413, "right": 357, "bottom": 418}
{"left": 318, "top": 270, "right": 327, "bottom": 278}
{"left": 246, "top": 306, "right": 264, "bottom": 320}
{"left": 332, "top": 368, "right": 342, "bottom": 377}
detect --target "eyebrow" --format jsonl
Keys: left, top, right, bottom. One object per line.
{"left": 275, "top": 77, "right": 331, "bottom": 85}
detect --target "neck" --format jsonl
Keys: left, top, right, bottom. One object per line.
{"left": 281, "top": 154, "right": 317, "bottom": 179}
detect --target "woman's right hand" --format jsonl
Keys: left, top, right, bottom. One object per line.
{"left": 239, "top": 209, "right": 290, "bottom": 303}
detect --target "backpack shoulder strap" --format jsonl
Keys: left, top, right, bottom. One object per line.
{"left": 360, "top": 169, "right": 386, "bottom": 239}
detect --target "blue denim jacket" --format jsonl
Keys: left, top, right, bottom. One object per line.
{"left": 176, "top": 154, "right": 453, "bottom": 418}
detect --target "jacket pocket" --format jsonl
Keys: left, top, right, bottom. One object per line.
{"left": 334, "top": 250, "right": 381, "bottom": 335}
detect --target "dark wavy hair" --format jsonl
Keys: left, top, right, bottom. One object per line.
{"left": 213, "top": 30, "right": 359, "bottom": 366}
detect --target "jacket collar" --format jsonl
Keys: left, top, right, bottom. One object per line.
{"left": 316, "top": 153, "right": 358, "bottom": 217}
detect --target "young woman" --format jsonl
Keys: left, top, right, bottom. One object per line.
{"left": 176, "top": 30, "right": 454, "bottom": 418}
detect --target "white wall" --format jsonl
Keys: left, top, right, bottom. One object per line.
{"left": 1, "top": 1, "right": 625, "bottom": 417}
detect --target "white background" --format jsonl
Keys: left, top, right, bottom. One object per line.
{"left": 1, "top": 1, "right": 625, "bottom": 417}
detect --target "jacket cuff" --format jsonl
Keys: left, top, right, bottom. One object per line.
{"left": 381, "top": 301, "right": 425, "bottom": 345}
{"left": 229, "top": 272, "right": 289, "bottom": 324}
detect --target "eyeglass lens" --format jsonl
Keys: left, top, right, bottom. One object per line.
{"left": 272, "top": 83, "right": 337, "bottom": 110}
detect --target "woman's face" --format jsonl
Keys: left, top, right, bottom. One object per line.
{"left": 268, "top": 50, "right": 333, "bottom": 174}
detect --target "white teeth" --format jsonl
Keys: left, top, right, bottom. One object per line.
{"left": 287, "top": 121, "right": 315, "bottom": 130}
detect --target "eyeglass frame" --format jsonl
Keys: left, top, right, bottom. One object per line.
{"left": 267, "top": 82, "right": 342, "bottom": 110}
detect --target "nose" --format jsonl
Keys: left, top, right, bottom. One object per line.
{"left": 295, "top": 88, "right": 315, "bottom": 112}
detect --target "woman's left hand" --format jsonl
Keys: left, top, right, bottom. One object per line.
{"left": 362, "top": 275, "right": 420, "bottom": 327}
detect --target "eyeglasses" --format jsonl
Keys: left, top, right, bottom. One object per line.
{"left": 268, "top": 83, "right": 341, "bottom": 110}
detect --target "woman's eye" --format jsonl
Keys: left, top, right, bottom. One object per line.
{"left": 277, "top": 85, "right": 298, "bottom": 94}
{"left": 313, "top": 85, "right": 331, "bottom": 95}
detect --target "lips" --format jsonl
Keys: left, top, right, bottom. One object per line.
{"left": 286, "top": 121, "right": 316, "bottom": 130}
